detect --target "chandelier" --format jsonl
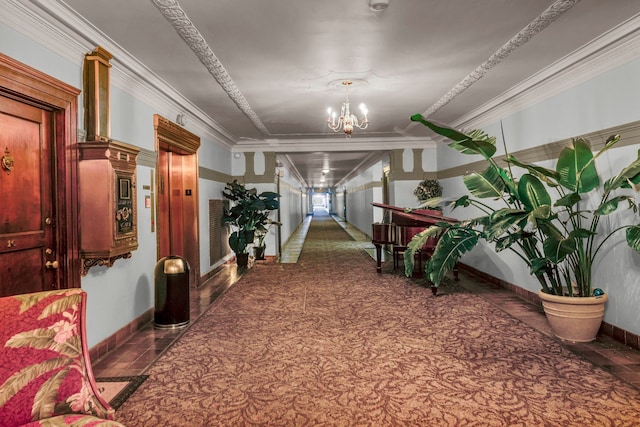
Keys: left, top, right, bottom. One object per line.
{"left": 326, "top": 81, "right": 369, "bottom": 138}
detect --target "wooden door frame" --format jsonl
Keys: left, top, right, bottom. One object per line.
{"left": 0, "top": 53, "right": 81, "bottom": 289}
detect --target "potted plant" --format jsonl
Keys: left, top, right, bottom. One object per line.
{"left": 414, "top": 179, "right": 443, "bottom": 209}
{"left": 222, "top": 180, "right": 279, "bottom": 267}
{"left": 253, "top": 217, "right": 281, "bottom": 260}
{"left": 404, "top": 115, "right": 640, "bottom": 342}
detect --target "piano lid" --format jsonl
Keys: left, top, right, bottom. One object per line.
{"left": 372, "top": 202, "right": 458, "bottom": 225}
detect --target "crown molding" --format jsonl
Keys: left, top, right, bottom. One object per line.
{"left": 453, "top": 13, "right": 640, "bottom": 131}
{"left": 4, "top": 0, "right": 235, "bottom": 148}
{"left": 233, "top": 136, "right": 436, "bottom": 153}
{"left": 421, "top": 0, "right": 581, "bottom": 119}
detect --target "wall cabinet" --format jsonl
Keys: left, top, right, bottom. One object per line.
{"left": 79, "top": 140, "right": 139, "bottom": 275}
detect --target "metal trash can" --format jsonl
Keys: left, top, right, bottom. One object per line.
{"left": 154, "top": 255, "right": 190, "bottom": 329}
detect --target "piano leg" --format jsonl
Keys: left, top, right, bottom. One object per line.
{"left": 453, "top": 263, "right": 459, "bottom": 281}
{"left": 374, "top": 243, "right": 383, "bottom": 273}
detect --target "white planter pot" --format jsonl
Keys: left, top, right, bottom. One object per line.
{"left": 538, "top": 290, "right": 608, "bottom": 343}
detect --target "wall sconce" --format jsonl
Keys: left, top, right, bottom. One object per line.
{"left": 176, "top": 114, "right": 187, "bottom": 126}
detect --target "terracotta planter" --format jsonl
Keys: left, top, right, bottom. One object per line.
{"left": 538, "top": 290, "right": 608, "bottom": 342}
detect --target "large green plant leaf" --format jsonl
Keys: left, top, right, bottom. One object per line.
{"left": 556, "top": 138, "right": 599, "bottom": 193}
{"left": 452, "top": 195, "right": 471, "bottom": 209}
{"left": 228, "top": 231, "right": 248, "bottom": 254}
{"left": 555, "top": 192, "right": 581, "bottom": 209}
{"left": 410, "top": 115, "right": 468, "bottom": 141}
{"left": 543, "top": 235, "right": 576, "bottom": 263}
{"left": 410, "top": 115, "right": 497, "bottom": 159}
{"left": 605, "top": 148, "right": 640, "bottom": 190}
{"left": 518, "top": 174, "right": 552, "bottom": 211}
{"left": 484, "top": 208, "right": 528, "bottom": 240}
{"left": 626, "top": 225, "right": 640, "bottom": 252}
{"left": 506, "top": 155, "right": 559, "bottom": 186}
{"left": 463, "top": 165, "right": 505, "bottom": 199}
{"left": 494, "top": 230, "right": 534, "bottom": 252}
{"left": 536, "top": 220, "right": 564, "bottom": 240}
{"left": 425, "top": 226, "right": 480, "bottom": 286}
{"left": 595, "top": 195, "right": 636, "bottom": 216}
{"left": 527, "top": 205, "right": 552, "bottom": 228}
{"left": 452, "top": 129, "right": 498, "bottom": 159}
{"left": 404, "top": 226, "right": 442, "bottom": 277}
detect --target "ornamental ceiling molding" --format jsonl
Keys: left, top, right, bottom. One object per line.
{"left": 151, "top": 0, "right": 270, "bottom": 136}
{"left": 413, "top": 0, "right": 581, "bottom": 121}
{"left": 4, "top": 0, "right": 235, "bottom": 147}
{"left": 453, "top": 13, "right": 640, "bottom": 131}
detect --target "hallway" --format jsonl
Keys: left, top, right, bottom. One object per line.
{"left": 92, "top": 215, "right": 640, "bottom": 393}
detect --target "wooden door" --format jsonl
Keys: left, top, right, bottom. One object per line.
{"left": 0, "top": 95, "right": 57, "bottom": 296}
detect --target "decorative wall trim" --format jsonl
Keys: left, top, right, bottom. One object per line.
{"left": 240, "top": 152, "right": 277, "bottom": 184}
{"left": 436, "top": 120, "right": 640, "bottom": 180}
{"left": 154, "top": 114, "right": 201, "bottom": 153}
{"left": 199, "top": 166, "right": 232, "bottom": 183}
{"left": 388, "top": 149, "right": 438, "bottom": 182}
{"left": 347, "top": 181, "right": 382, "bottom": 194}
{"left": 458, "top": 263, "right": 640, "bottom": 351}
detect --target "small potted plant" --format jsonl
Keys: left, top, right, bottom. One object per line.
{"left": 253, "top": 217, "right": 281, "bottom": 260}
{"left": 222, "top": 180, "right": 279, "bottom": 267}
{"left": 414, "top": 179, "right": 443, "bottom": 208}
{"left": 405, "top": 115, "right": 640, "bottom": 342}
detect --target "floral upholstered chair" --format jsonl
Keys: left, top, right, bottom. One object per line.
{"left": 0, "top": 289, "right": 125, "bottom": 426}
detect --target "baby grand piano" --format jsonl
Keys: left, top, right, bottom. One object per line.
{"left": 371, "top": 203, "right": 459, "bottom": 282}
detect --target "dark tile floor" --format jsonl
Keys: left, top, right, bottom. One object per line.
{"left": 91, "top": 217, "right": 640, "bottom": 390}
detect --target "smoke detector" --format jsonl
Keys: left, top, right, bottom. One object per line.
{"left": 369, "top": 0, "right": 389, "bottom": 11}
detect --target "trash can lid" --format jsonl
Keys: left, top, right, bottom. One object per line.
{"left": 164, "top": 258, "right": 186, "bottom": 274}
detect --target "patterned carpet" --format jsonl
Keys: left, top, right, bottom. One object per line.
{"left": 115, "top": 213, "right": 640, "bottom": 426}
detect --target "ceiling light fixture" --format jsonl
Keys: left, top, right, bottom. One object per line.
{"left": 326, "top": 81, "right": 369, "bottom": 138}
{"left": 369, "top": 0, "right": 389, "bottom": 12}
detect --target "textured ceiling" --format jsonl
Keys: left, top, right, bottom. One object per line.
{"left": 59, "top": 0, "right": 640, "bottom": 187}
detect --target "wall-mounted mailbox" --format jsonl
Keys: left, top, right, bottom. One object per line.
{"left": 79, "top": 140, "right": 139, "bottom": 275}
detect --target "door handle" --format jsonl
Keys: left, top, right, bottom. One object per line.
{"left": 45, "top": 260, "right": 59, "bottom": 269}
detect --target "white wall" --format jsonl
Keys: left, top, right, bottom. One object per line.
{"left": 342, "top": 161, "right": 384, "bottom": 237}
